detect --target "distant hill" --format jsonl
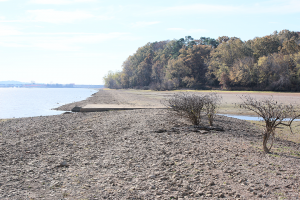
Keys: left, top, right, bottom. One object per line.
{"left": 0, "top": 81, "right": 29, "bottom": 84}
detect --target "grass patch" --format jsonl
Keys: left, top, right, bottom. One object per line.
{"left": 249, "top": 121, "right": 300, "bottom": 156}
{"left": 121, "top": 89, "right": 298, "bottom": 116}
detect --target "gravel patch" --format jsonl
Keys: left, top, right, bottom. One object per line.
{"left": 1, "top": 110, "right": 300, "bottom": 199}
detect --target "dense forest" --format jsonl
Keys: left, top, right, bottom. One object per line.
{"left": 103, "top": 30, "right": 300, "bottom": 91}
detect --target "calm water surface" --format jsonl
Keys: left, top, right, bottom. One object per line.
{"left": 220, "top": 114, "right": 300, "bottom": 121}
{"left": 0, "top": 88, "right": 97, "bottom": 119}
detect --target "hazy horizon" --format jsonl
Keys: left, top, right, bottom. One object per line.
{"left": 0, "top": 80, "right": 103, "bottom": 85}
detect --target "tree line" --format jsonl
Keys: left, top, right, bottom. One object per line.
{"left": 103, "top": 30, "right": 300, "bottom": 91}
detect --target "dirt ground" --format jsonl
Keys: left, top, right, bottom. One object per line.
{"left": 1, "top": 89, "right": 300, "bottom": 199}
{"left": 54, "top": 88, "right": 300, "bottom": 144}
{"left": 119, "top": 89, "right": 300, "bottom": 116}
{"left": 55, "top": 88, "right": 300, "bottom": 116}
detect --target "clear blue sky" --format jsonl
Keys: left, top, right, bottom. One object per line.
{"left": 0, "top": 0, "right": 299, "bottom": 85}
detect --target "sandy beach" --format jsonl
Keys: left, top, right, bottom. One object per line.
{"left": 1, "top": 89, "right": 300, "bottom": 199}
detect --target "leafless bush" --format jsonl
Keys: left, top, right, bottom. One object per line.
{"left": 167, "top": 92, "right": 221, "bottom": 126}
{"left": 239, "top": 95, "right": 300, "bottom": 153}
{"left": 204, "top": 93, "right": 222, "bottom": 126}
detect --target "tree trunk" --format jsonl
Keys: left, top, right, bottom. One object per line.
{"left": 208, "top": 115, "right": 213, "bottom": 126}
{"left": 262, "top": 127, "right": 274, "bottom": 153}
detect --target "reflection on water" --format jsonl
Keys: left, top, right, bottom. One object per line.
{"left": 220, "top": 114, "right": 300, "bottom": 121}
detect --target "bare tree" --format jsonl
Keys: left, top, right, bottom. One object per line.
{"left": 239, "top": 95, "right": 300, "bottom": 153}
{"left": 167, "top": 92, "right": 221, "bottom": 126}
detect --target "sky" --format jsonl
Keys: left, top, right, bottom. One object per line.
{"left": 0, "top": 0, "right": 299, "bottom": 85}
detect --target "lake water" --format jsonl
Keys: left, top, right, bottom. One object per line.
{"left": 0, "top": 88, "right": 97, "bottom": 119}
{"left": 220, "top": 114, "right": 300, "bottom": 121}
{"left": 220, "top": 114, "right": 262, "bottom": 121}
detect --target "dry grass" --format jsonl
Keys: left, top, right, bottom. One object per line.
{"left": 248, "top": 120, "right": 300, "bottom": 157}
{"left": 122, "top": 89, "right": 300, "bottom": 116}
{"left": 249, "top": 120, "right": 300, "bottom": 144}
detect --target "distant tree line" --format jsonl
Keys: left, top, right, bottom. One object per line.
{"left": 103, "top": 30, "right": 300, "bottom": 91}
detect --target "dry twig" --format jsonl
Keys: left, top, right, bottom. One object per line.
{"left": 166, "top": 92, "right": 221, "bottom": 126}
{"left": 239, "top": 95, "right": 300, "bottom": 153}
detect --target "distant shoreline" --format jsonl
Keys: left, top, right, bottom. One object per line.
{"left": 0, "top": 84, "right": 104, "bottom": 88}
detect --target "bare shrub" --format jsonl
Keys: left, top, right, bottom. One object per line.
{"left": 204, "top": 93, "right": 222, "bottom": 126}
{"left": 167, "top": 92, "right": 221, "bottom": 126}
{"left": 239, "top": 95, "right": 300, "bottom": 153}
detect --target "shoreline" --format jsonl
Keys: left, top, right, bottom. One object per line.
{"left": 54, "top": 88, "right": 300, "bottom": 116}
{"left": 1, "top": 89, "right": 300, "bottom": 199}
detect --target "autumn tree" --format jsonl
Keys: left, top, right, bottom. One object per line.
{"left": 103, "top": 71, "right": 122, "bottom": 89}
{"left": 276, "top": 29, "right": 300, "bottom": 44}
{"left": 208, "top": 37, "right": 252, "bottom": 87}
{"left": 256, "top": 53, "right": 294, "bottom": 90}
{"left": 103, "top": 29, "right": 300, "bottom": 92}
{"left": 279, "top": 37, "right": 300, "bottom": 55}
{"left": 217, "top": 36, "right": 230, "bottom": 44}
{"left": 229, "top": 57, "right": 258, "bottom": 87}
{"left": 198, "top": 37, "right": 219, "bottom": 48}
{"left": 251, "top": 36, "right": 280, "bottom": 60}
{"left": 165, "top": 44, "right": 212, "bottom": 89}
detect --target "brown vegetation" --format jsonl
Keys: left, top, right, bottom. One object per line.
{"left": 166, "top": 92, "right": 221, "bottom": 126}
{"left": 239, "top": 95, "right": 300, "bottom": 153}
{"left": 104, "top": 29, "right": 300, "bottom": 91}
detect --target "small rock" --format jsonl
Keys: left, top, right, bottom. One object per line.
{"left": 209, "top": 181, "right": 215, "bottom": 186}
{"left": 264, "top": 183, "right": 269, "bottom": 187}
{"left": 63, "top": 112, "right": 72, "bottom": 115}
{"left": 155, "top": 129, "right": 167, "bottom": 133}
{"left": 199, "top": 130, "right": 209, "bottom": 134}
{"left": 59, "top": 161, "right": 69, "bottom": 167}
{"left": 196, "top": 191, "right": 204, "bottom": 196}
{"left": 148, "top": 174, "right": 156, "bottom": 179}
{"left": 218, "top": 193, "right": 225, "bottom": 198}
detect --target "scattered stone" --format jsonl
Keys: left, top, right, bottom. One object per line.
{"left": 208, "top": 181, "right": 215, "bottom": 186}
{"left": 148, "top": 174, "right": 156, "bottom": 178}
{"left": 0, "top": 89, "right": 299, "bottom": 199}
{"left": 154, "top": 129, "right": 167, "bottom": 133}
{"left": 58, "top": 161, "right": 69, "bottom": 167}
{"left": 199, "top": 130, "right": 209, "bottom": 134}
